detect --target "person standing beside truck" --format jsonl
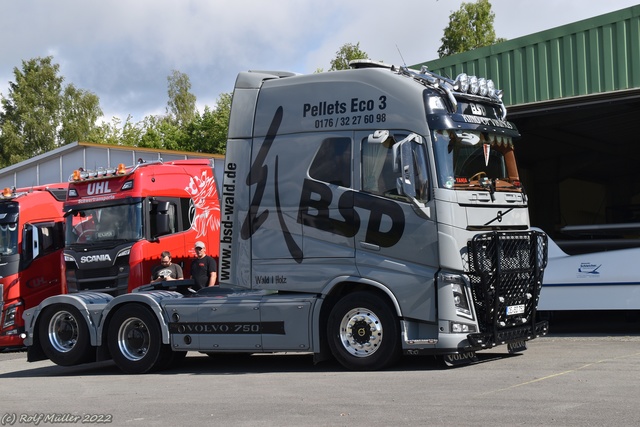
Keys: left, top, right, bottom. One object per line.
{"left": 190, "top": 241, "right": 217, "bottom": 289}
{"left": 151, "top": 251, "right": 184, "bottom": 283}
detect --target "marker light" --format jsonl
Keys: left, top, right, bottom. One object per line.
{"left": 456, "top": 73, "right": 469, "bottom": 92}
{"left": 469, "top": 76, "right": 479, "bottom": 95}
{"left": 121, "top": 180, "right": 134, "bottom": 191}
{"left": 486, "top": 79, "right": 496, "bottom": 97}
{"left": 478, "top": 78, "right": 488, "bottom": 97}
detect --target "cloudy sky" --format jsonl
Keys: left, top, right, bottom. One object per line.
{"left": 2, "top": 0, "right": 639, "bottom": 124}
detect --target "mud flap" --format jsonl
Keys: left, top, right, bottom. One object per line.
{"left": 444, "top": 351, "right": 478, "bottom": 367}
{"left": 507, "top": 340, "right": 527, "bottom": 354}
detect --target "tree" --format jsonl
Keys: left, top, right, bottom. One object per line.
{"left": 59, "top": 84, "right": 103, "bottom": 145}
{"left": 88, "top": 115, "right": 144, "bottom": 147}
{"left": 187, "top": 92, "right": 231, "bottom": 155}
{"left": 166, "top": 70, "right": 197, "bottom": 127}
{"left": 0, "top": 56, "right": 102, "bottom": 167}
{"left": 329, "top": 42, "right": 369, "bottom": 71}
{"left": 437, "top": 0, "right": 505, "bottom": 58}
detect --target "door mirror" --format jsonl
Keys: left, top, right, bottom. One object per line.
{"left": 394, "top": 134, "right": 430, "bottom": 214}
{"left": 151, "top": 200, "right": 174, "bottom": 238}
{"left": 394, "top": 134, "right": 424, "bottom": 198}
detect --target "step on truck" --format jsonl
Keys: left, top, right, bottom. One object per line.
{"left": 1, "top": 185, "right": 67, "bottom": 350}
{"left": 62, "top": 159, "right": 221, "bottom": 296}
{"left": 23, "top": 61, "right": 548, "bottom": 373}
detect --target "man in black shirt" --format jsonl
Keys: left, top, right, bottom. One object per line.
{"left": 190, "top": 241, "right": 217, "bottom": 289}
{"left": 151, "top": 251, "right": 184, "bottom": 283}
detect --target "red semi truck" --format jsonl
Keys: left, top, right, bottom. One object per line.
{"left": 0, "top": 184, "right": 67, "bottom": 349}
{"left": 62, "top": 158, "right": 222, "bottom": 296}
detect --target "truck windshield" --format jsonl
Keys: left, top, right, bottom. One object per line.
{"left": 432, "top": 129, "right": 518, "bottom": 190}
{"left": 0, "top": 222, "right": 18, "bottom": 255}
{"left": 65, "top": 202, "right": 143, "bottom": 245}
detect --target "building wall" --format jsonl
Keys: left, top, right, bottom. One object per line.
{"left": 0, "top": 141, "right": 218, "bottom": 189}
{"left": 414, "top": 5, "right": 640, "bottom": 106}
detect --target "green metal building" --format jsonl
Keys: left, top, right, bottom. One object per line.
{"left": 415, "top": 5, "right": 640, "bottom": 250}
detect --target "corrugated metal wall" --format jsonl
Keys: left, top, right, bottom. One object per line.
{"left": 415, "top": 5, "right": 640, "bottom": 106}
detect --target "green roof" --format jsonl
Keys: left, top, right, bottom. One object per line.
{"left": 414, "top": 5, "right": 640, "bottom": 106}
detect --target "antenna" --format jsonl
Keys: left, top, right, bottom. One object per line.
{"left": 395, "top": 45, "right": 407, "bottom": 67}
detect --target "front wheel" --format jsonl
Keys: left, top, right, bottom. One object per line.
{"left": 327, "top": 292, "right": 401, "bottom": 371}
{"left": 38, "top": 305, "right": 92, "bottom": 366}
{"left": 107, "top": 304, "right": 172, "bottom": 374}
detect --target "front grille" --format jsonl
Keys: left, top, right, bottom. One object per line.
{"left": 67, "top": 263, "right": 130, "bottom": 296}
{"left": 467, "top": 230, "right": 547, "bottom": 339}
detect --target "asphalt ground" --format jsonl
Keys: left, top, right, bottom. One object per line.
{"left": 1, "top": 311, "right": 639, "bottom": 427}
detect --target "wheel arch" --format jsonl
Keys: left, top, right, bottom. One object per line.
{"left": 312, "top": 276, "right": 402, "bottom": 357}
{"left": 25, "top": 292, "right": 113, "bottom": 349}
{"left": 97, "top": 291, "right": 183, "bottom": 347}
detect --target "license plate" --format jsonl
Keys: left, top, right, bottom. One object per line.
{"left": 506, "top": 304, "right": 525, "bottom": 316}
{"left": 508, "top": 340, "right": 527, "bottom": 353}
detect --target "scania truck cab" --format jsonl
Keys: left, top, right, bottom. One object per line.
{"left": 1, "top": 185, "right": 66, "bottom": 349}
{"left": 63, "top": 159, "right": 221, "bottom": 295}
{"left": 23, "top": 62, "right": 548, "bottom": 372}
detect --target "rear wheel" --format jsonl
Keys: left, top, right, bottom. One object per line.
{"left": 327, "top": 292, "right": 401, "bottom": 371}
{"left": 38, "top": 305, "right": 92, "bottom": 366}
{"left": 107, "top": 304, "right": 172, "bottom": 374}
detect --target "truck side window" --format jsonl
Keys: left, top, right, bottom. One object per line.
{"left": 21, "top": 221, "right": 63, "bottom": 268}
{"left": 362, "top": 133, "right": 430, "bottom": 203}
{"left": 38, "top": 222, "right": 65, "bottom": 256}
{"left": 150, "top": 200, "right": 177, "bottom": 237}
{"left": 309, "top": 137, "right": 351, "bottom": 187}
{"left": 362, "top": 135, "right": 403, "bottom": 198}
{"left": 180, "top": 198, "right": 193, "bottom": 231}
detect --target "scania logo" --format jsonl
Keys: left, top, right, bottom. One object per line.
{"left": 80, "top": 254, "right": 112, "bottom": 263}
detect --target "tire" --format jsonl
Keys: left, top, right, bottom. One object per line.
{"left": 327, "top": 291, "right": 401, "bottom": 371}
{"left": 107, "top": 304, "right": 172, "bottom": 374}
{"left": 38, "top": 304, "right": 92, "bottom": 366}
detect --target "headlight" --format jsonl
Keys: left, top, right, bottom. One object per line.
{"left": 439, "top": 272, "right": 473, "bottom": 319}
{"left": 451, "top": 282, "right": 471, "bottom": 317}
{"left": 3, "top": 303, "right": 21, "bottom": 329}
{"left": 117, "top": 247, "right": 131, "bottom": 258}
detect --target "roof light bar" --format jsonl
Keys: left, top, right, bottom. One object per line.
{"left": 453, "top": 74, "right": 502, "bottom": 100}
{"left": 350, "top": 61, "right": 507, "bottom": 118}
{"left": 70, "top": 163, "right": 128, "bottom": 182}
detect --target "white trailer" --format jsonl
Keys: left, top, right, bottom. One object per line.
{"left": 538, "top": 225, "right": 640, "bottom": 311}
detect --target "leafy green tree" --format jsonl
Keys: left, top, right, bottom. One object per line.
{"left": 59, "top": 84, "right": 103, "bottom": 145}
{"left": 88, "top": 115, "right": 144, "bottom": 147}
{"left": 138, "top": 115, "right": 187, "bottom": 151}
{"left": 0, "top": 56, "right": 102, "bottom": 167}
{"left": 187, "top": 92, "right": 231, "bottom": 155}
{"left": 166, "top": 70, "right": 197, "bottom": 127}
{"left": 437, "top": 0, "right": 505, "bottom": 58}
{"left": 329, "top": 42, "right": 369, "bottom": 71}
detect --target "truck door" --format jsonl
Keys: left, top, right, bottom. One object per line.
{"left": 21, "top": 222, "right": 65, "bottom": 310}
{"left": 354, "top": 131, "right": 439, "bottom": 322}
{"left": 249, "top": 133, "right": 358, "bottom": 291}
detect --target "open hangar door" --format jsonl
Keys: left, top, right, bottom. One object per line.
{"left": 508, "top": 90, "right": 640, "bottom": 253}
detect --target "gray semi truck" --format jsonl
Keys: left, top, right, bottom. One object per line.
{"left": 22, "top": 61, "right": 548, "bottom": 373}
